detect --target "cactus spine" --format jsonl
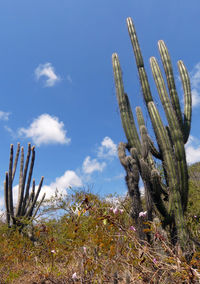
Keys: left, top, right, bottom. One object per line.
{"left": 112, "top": 18, "right": 192, "bottom": 250}
{"left": 4, "top": 143, "right": 45, "bottom": 228}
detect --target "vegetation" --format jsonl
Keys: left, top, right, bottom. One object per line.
{"left": 0, "top": 189, "right": 200, "bottom": 283}
{"left": 112, "top": 17, "right": 193, "bottom": 256}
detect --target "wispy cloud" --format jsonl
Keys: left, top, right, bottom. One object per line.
{"left": 66, "top": 74, "right": 72, "bottom": 84}
{"left": 104, "top": 173, "right": 124, "bottom": 182}
{"left": 35, "top": 63, "right": 60, "bottom": 87}
{"left": 18, "top": 114, "right": 70, "bottom": 146}
{"left": 82, "top": 156, "right": 106, "bottom": 174}
{"left": 97, "top": 137, "right": 117, "bottom": 159}
{"left": 190, "top": 62, "right": 200, "bottom": 107}
{"left": 0, "top": 111, "right": 10, "bottom": 121}
{"left": 185, "top": 135, "right": 200, "bottom": 164}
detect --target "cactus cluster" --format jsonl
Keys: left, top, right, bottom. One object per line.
{"left": 4, "top": 143, "right": 45, "bottom": 228}
{"left": 112, "top": 18, "right": 192, "bottom": 250}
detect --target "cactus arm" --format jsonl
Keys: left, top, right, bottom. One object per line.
{"left": 25, "top": 176, "right": 44, "bottom": 218}
{"left": 135, "top": 106, "right": 148, "bottom": 157}
{"left": 148, "top": 137, "right": 163, "bottom": 160}
{"left": 126, "top": 18, "right": 144, "bottom": 68}
{"left": 22, "top": 146, "right": 35, "bottom": 215}
{"left": 12, "top": 143, "right": 20, "bottom": 181}
{"left": 112, "top": 53, "right": 141, "bottom": 151}
{"left": 118, "top": 142, "right": 129, "bottom": 168}
{"left": 140, "top": 125, "right": 149, "bottom": 159}
{"left": 8, "top": 145, "right": 14, "bottom": 219}
{"left": 31, "top": 179, "right": 35, "bottom": 202}
{"left": 31, "top": 193, "right": 46, "bottom": 220}
{"left": 124, "top": 93, "right": 141, "bottom": 152}
{"left": 118, "top": 143, "right": 140, "bottom": 187}
{"left": 150, "top": 169, "right": 170, "bottom": 223}
{"left": 135, "top": 106, "right": 162, "bottom": 160}
{"left": 4, "top": 172, "right": 10, "bottom": 226}
{"left": 21, "top": 143, "right": 31, "bottom": 194}
{"left": 16, "top": 147, "right": 24, "bottom": 217}
{"left": 24, "top": 192, "right": 34, "bottom": 215}
{"left": 147, "top": 102, "right": 178, "bottom": 194}
{"left": 150, "top": 57, "right": 188, "bottom": 211}
{"left": 127, "top": 18, "right": 153, "bottom": 104}
{"left": 158, "top": 40, "right": 183, "bottom": 130}
{"left": 24, "top": 179, "right": 36, "bottom": 214}
{"left": 178, "top": 60, "right": 192, "bottom": 143}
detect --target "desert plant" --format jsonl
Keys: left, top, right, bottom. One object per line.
{"left": 4, "top": 143, "right": 45, "bottom": 228}
{"left": 112, "top": 17, "right": 193, "bottom": 254}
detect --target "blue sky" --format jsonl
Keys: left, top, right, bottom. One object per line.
{"left": 0, "top": 0, "right": 200, "bottom": 212}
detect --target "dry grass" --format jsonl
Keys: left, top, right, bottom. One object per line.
{"left": 0, "top": 192, "right": 200, "bottom": 283}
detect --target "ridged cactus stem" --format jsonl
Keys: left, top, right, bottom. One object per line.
{"left": 150, "top": 169, "right": 170, "bottom": 224}
{"left": 25, "top": 176, "right": 44, "bottom": 218}
{"left": 112, "top": 54, "right": 141, "bottom": 153}
{"left": 12, "top": 143, "right": 20, "bottom": 181}
{"left": 127, "top": 18, "right": 153, "bottom": 104}
{"left": 150, "top": 57, "right": 188, "bottom": 211}
{"left": 21, "top": 146, "right": 35, "bottom": 215}
{"left": 16, "top": 147, "right": 24, "bottom": 217}
{"left": 31, "top": 193, "right": 46, "bottom": 220}
{"left": 178, "top": 60, "right": 192, "bottom": 143}
{"left": 4, "top": 173, "right": 10, "bottom": 226}
{"left": 147, "top": 102, "right": 178, "bottom": 197}
{"left": 8, "top": 145, "right": 14, "bottom": 221}
{"left": 158, "top": 40, "right": 183, "bottom": 131}
{"left": 136, "top": 106, "right": 162, "bottom": 160}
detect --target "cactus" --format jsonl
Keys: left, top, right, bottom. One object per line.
{"left": 112, "top": 18, "right": 192, "bottom": 251}
{"left": 4, "top": 143, "right": 45, "bottom": 228}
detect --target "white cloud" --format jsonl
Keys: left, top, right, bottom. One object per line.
{"left": 191, "top": 89, "right": 200, "bottom": 107}
{"left": 0, "top": 111, "right": 10, "bottom": 120}
{"left": 40, "top": 170, "right": 83, "bottom": 200}
{"left": 0, "top": 197, "right": 4, "bottom": 208}
{"left": 97, "top": 137, "right": 117, "bottom": 159}
{"left": 18, "top": 114, "right": 70, "bottom": 146}
{"left": 82, "top": 156, "right": 106, "bottom": 174}
{"left": 35, "top": 63, "right": 60, "bottom": 87}
{"left": 190, "top": 62, "right": 200, "bottom": 107}
{"left": 185, "top": 135, "right": 200, "bottom": 164}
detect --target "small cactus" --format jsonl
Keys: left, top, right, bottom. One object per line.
{"left": 4, "top": 143, "right": 45, "bottom": 228}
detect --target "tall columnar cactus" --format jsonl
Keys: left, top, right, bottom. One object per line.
{"left": 4, "top": 143, "right": 45, "bottom": 228}
{"left": 112, "top": 18, "right": 192, "bottom": 251}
